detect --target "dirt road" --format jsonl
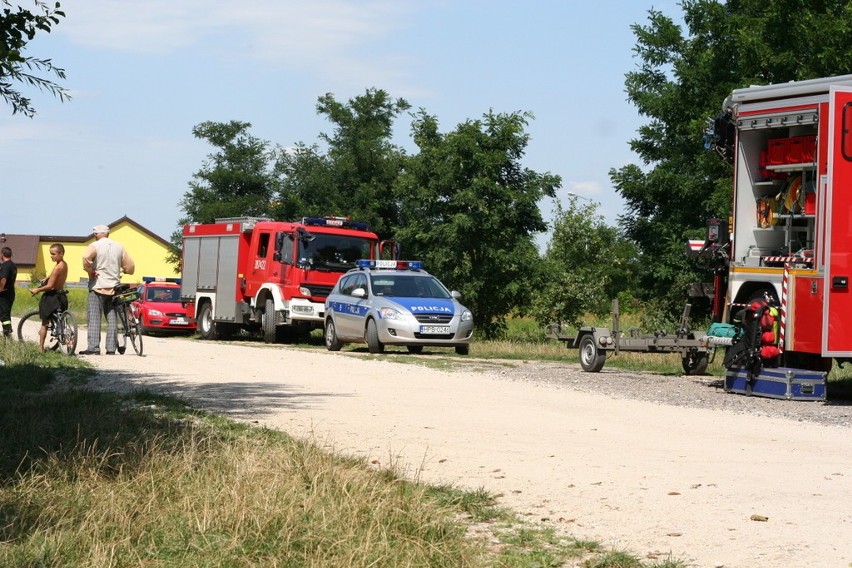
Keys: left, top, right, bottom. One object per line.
{"left": 78, "top": 333, "right": 852, "bottom": 568}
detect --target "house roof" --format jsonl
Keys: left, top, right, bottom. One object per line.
{"left": 0, "top": 235, "right": 40, "bottom": 267}
{"left": 1, "top": 216, "right": 174, "bottom": 268}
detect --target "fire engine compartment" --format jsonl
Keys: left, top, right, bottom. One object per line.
{"left": 732, "top": 108, "right": 819, "bottom": 270}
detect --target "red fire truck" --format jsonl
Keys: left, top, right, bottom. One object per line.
{"left": 180, "top": 216, "right": 383, "bottom": 343}
{"left": 705, "top": 74, "right": 852, "bottom": 374}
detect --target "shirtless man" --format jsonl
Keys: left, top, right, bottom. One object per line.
{"left": 29, "top": 243, "right": 69, "bottom": 352}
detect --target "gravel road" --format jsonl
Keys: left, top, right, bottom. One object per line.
{"left": 494, "top": 361, "right": 852, "bottom": 429}
{"left": 68, "top": 331, "right": 852, "bottom": 568}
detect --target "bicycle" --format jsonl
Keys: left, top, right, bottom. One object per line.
{"left": 113, "top": 283, "right": 144, "bottom": 356}
{"left": 16, "top": 290, "right": 78, "bottom": 355}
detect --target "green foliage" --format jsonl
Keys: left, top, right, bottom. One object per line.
{"left": 531, "top": 196, "right": 640, "bottom": 328}
{"left": 612, "top": 0, "right": 852, "bottom": 318}
{"left": 28, "top": 268, "right": 44, "bottom": 285}
{"left": 0, "top": 0, "right": 69, "bottom": 117}
{"left": 275, "top": 88, "right": 410, "bottom": 238}
{"left": 170, "top": 120, "right": 280, "bottom": 262}
{"left": 394, "top": 110, "right": 559, "bottom": 338}
{"left": 180, "top": 120, "right": 278, "bottom": 224}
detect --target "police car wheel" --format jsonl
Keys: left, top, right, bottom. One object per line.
{"left": 454, "top": 345, "right": 469, "bottom": 355}
{"left": 325, "top": 319, "right": 343, "bottom": 351}
{"left": 366, "top": 319, "right": 384, "bottom": 353}
{"left": 406, "top": 345, "right": 423, "bottom": 354}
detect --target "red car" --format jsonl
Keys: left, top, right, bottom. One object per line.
{"left": 132, "top": 277, "right": 196, "bottom": 335}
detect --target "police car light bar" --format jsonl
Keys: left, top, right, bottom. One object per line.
{"left": 302, "top": 217, "right": 369, "bottom": 231}
{"left": 142, "top": 276, "right": 182, "bottom": 284}
{"left": 355, "top": 259, "right": 423, "bottom": 270}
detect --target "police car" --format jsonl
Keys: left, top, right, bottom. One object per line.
{"left": 324, "top": 260, "right": 473, "bottom": 354}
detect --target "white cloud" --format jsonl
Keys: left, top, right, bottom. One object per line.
{"left": 59, "top": 0, "right": 418, "bottom": 89}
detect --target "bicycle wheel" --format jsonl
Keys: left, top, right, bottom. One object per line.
{"left": 125, "top": 306, "right": 144, "bottom": 356}
{"left": 16, "top": 309, "right": 46, "bottom": 346}
{"left": 56, "top": 311, "right": 78, "bottom": 356}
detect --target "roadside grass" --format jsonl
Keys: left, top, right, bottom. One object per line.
{"left": 0, "top": 340, "right": 689, "bottom": 568}
{"left": 12, "top": 285, "right": 89, "bottom": 324}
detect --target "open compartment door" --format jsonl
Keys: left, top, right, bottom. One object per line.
{"left": 823, "top": 86, "right": 852, "bottom": 355}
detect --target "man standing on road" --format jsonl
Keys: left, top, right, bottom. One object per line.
{"left": 0, "top": 247, "right": 17, "bottom": 338}
{"left": 80, "top": 225, "right": 135, "bottom": 355}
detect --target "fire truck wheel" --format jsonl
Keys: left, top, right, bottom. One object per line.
{"left": 578, "top": 334, "right": 605, "bottom": 372}
{"left": 197, "top": 303, "right": 219, "bottom": 340}
{"left": 366, "top": 319, "right": 384, "bottom": 353}
{"left": 325, "top": 319, "right": 343, "bottom": 351}
{"left": 262, "top": 298, "right": 277, "bottom": 343}
{"left": 682, "top": 351, "right": 709, "bottom": 375}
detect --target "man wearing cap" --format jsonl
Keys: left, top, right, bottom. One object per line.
{"left": 80, "top": 225, "right": 135, "bottom": 355}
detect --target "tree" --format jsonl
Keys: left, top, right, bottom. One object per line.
{"left": 611, "top": 0, "right": 852, "bottom": 317}
{"left": 170, "top": 121, "right": 279, "bottom": 261}
{"left": 395, "top": 110, "right": 559, "bottom": 338}
{"left": 531, "top": 196, "right": 640, "bottom": 329}
{"left": 275, "top": 88, "right": 410, "bottom": 238}
{"left": 1, "top": 0, "right": 69, "bottom": 117}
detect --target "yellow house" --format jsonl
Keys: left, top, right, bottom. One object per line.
{"left": 4, "top": 216, "right": 179, "bottom": 286}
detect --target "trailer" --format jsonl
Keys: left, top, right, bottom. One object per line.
{"left": 546, "top": 300, "right": 715, "bottom": 374}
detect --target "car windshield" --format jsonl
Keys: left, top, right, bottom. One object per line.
{"left": 147, "top": 287, "right": 180, "bottom": 302}
{"left": 370, "top": 274, "right": 451, "bottom": 299}
{"left": 298, "top": 234, "right": 375, "bottom": 272}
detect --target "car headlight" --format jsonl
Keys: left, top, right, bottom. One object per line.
{"left": 378, "top": 307, "right": 404, "bottom": 320}
{"left": 148, "top": 309, "right": 164, "bottom": 317}
{"left": 461, "top": 310, "right": 472, "bottom": 322}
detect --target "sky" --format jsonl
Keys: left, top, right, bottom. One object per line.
{"left": 1, "top": 0, "right": 682, "bottom": 248}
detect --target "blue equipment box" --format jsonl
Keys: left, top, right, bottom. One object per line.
{"left": 724, "top": 366, "right": 827, "bottom": 401}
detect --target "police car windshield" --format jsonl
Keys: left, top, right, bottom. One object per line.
{"left": 370, "top": 274, "right": 451, "bottom": 299}
{"left": 298, "top": 234, "right": 374, "bottom": 272}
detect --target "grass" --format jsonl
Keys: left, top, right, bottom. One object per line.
{"left": 11, "top": 285, "right": 89, "bottom": 324}
{"left": 0, "top": 339, "right": 691, "bottom": 567}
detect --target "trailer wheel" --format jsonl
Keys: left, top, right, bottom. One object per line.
{"left": 366, "top": 319, "right": 384, "bottom": 353}
{"left": 578, "top": 334, "right": 605, "bottom": 372}
{"left": 682, "top": 351, "right": 709, "bottom": 375}
{"left": 262, "top": 298, "right": 277, "bottom": 343}
{"left": 197, "top": 303, "right": 218, "bottom": 340}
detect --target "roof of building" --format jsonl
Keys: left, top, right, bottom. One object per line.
{"left": 0, "top": 235, "right": 40, "bottom": 266}
{"left": 1, "top": 216, "right": 173, "bottom": 268}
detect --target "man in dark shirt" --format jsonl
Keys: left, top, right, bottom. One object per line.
{"left": 0, "top": 247, "right": 18, "bottom": 338}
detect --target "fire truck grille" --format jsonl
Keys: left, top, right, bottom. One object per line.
{"left": 413, "top": 314, "right": 453, "bottom": 324}
{"left": 304, "top": 285, "right": 333, "bottom": 298}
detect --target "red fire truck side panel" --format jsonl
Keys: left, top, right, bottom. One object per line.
{"left": 824, "top": 87, "right": 852, "bottom": 355}
{"left": 790, "top": 274, "right": 823, "bottom": 353}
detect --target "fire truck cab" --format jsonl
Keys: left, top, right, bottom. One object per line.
{"left": 713, "top": 74, "right": 852, "bottom": 370}
{"left": 181, "top": 216, "right": 381, "bottom": 343}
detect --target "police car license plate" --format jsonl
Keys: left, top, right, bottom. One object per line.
{"left": 169, "top": 317, "right": 188, "bottom": 325}
{"left": 420, "top": 325, "right": 450, "bottom": 334}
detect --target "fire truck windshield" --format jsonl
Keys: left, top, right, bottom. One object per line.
{"left": 298, "top": 233, "right": 374, "bottom": 272}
